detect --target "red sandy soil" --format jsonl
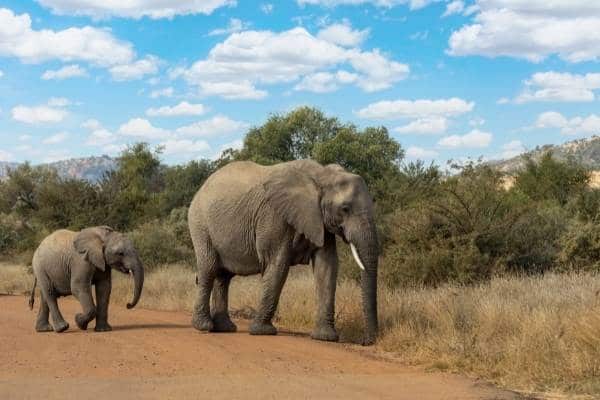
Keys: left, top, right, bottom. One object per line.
{"left": 0, "top": 295, "right": 522, "bottom": 400}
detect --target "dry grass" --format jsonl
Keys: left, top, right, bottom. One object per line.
{"left": 3, "top": 261, "right": 600, "bottom": 397}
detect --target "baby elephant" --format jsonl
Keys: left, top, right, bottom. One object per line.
{"left": 29, "top": 226, "right": 144, "bottom": 333}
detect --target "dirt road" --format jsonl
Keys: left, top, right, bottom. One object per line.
{"left": 0, "top": 295, "right": 521, "bottom": 400}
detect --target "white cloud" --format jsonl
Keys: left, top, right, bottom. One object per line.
{"left": 294, "top": 70, "right": 358, "bottom": 93}
{"left": 442, "top": 0, "right": 464, "bottom": 17}
{"left": 357, "top": 97, "right": 474, "bottom": 120}
{"left": 0, "top": 150, "right": 14, "bottom": 161}
{"left": 118, "top": 118, "right": 170, "bottom": 139}
{"left": 0, "top": 8, "right": 134, "bottom": 66}
{"left": 394, "top": 117, "right": 447, "bottom": 135}
{"left": 81, "top": 118, "right": 101, "bottom": 130}
{"left": 199, "top": 81, "right": 268, "bottom": 100}
{"left": 12, "top": 104, "right": 68, "bottom": 124}
{"left": 409, "top": 31, "right": 428, "bottom": 41}
{"left": 146, "top": 101, "right": 207, "bottom": 117}
{"left": 500, "top": 140, "right": 525, "bottom": 159}
{"left": 180, "top": 27, "right": 408, "bottom": 99}
{"left": 42, "top": 64, "right": 88, "bottom": 80}
{"left": 438, "top": 129, "right": 492, "bottom": 149}
{"left": 406, "top": 146, "right": 439, "bottom": 159}
{"left": 160, "top": 139, "right": 211, "bottom": 156}
{"left": 297, "top": 0, "right": 440, "bottom": 10}
{"left": 260, "top": 3, "right": 274, "bottom": 14}
{"left": 0, "top": 70, "right": 3, "bottom": 78}
{"left": 19, "top": 134, "right": 31, "bottom": 141}
{"left": 42, "top": 131, "right": 69, "bottom": 144}
{"left": 448, "top": 1, "right": 600, "bottom": 63}
{"left": 175, "top": 115, "right": 247, "bottom": 138}
{"left": 85, "top": 128, "right": 116, "bottom": 146}
{"left": 47, "top": 97, "right": 71, "bottom": 107}
{"left": 150, "top": 87, "right": 174, "bottom": 99}
{"left": 36, "top": 0, "right": 235, "bottom": 19}
{"left": 317, "top": 22, "right": 369, "bottom": 47}
{"left": 209, "top": 18, "right": 250, "bottom": 36}
{"left": 109, "top": 55, "right": 160, "bottom": 81}
{"left": 535, "top": 111, "right": 600, "bottom": 135}
{"left": 514, "top": 72, "right": 600, "bottom": 103}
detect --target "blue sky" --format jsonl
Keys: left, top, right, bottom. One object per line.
{"left": 1, "top": 0, "right": 599, "bottom": 165}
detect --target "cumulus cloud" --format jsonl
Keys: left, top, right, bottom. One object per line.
{"left": 208, "top": 18, "right": 250, "bottom": 36}
{"left": 535, "top": 111, "right": 600, "bottom": 135}
{"left": 317, "top": 22, "right": 369, "bottom": 47}
{"left": 514, "top": 72, "right": 600, "bottom": 103}
{"left": 42, "top": 131, "right": 69, "bottom": 144}
{"left": 81, "top": 118, "right": 101, "bottom": 130}
{"left": 175, "top": 115, "right": 247, "bottom": 138}
{"left": 179, "top": 26, "right": 408, "bottom": 99}
{"left": 146, "top": 101, "right": 207, "bottom": 117}
{"left": 160, "top": 139, "right": 211, "bottom": 156}
{"left": 0, "top": 8, "right": 133, "bottom": 66}
{"left": 438, "top": 129, "right": 492, "bottom": 149}
{"left": 357, "top": 97, "right": 474, "bottom": 120}
{"left": 442, "top": 0, "right": 464, "bottom": 17}
{"left": 47, "top": 97, "right": 71, "bottom": 107}
{"left": 406, "top": 146, "right": 439, "bottom": 159}
{"left": 118, "top": 118, "right": 170, "bottom": 139}
{"left": 260, "top": 3, "right": 274, "bottom": 14}
{"left": 394, "top": 117, "right": 448, "bottom": 135}
{"left": 150, "top": 87, "right": 174, "bottom": 99}
{"left": 109, "top": 55, "right": 160, "bottom": 81}
{"left": 294, "top": 71, "right": 358, "bottom": 93}
{"left": 448, "top": 1, "right": 600, "bottom": 63}
{"left": 297, "top": 0, "right": 441, "bottom": 10}
{"left": 41, "top": 64, "right": 88, "bottom": 80}
{"left": 85, "top": 128, "right": 117, "bottom": 146}
{"left": 36, "top": 0, "right": 235, "bottom": 19}
{"left": 11, "top": 100, "right": 69, "bottom": 124}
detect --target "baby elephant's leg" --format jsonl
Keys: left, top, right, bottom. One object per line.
{"left": 35, "top": 296, "right": 53, "bottom": 332}
{"left": 72, "top": 283, "right": 96, "bottom": 330}
{"left": 94, "top": 276, "right": 112, "bottom": 332}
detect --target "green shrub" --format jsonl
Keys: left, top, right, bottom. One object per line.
{"left": 559, "top": 221, "right": 600, "bottom": 271}
{"left": 129, "top": 219, "right": 194, "bottom": 270}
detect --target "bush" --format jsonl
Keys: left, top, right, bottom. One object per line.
{"left": 559, "top": 221, "right": 600, "bottom": 271}
{"left": 129, "top": 219, "right": 194, "bottom": 270}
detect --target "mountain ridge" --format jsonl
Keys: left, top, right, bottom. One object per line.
{"left": 0, "top": 155, "right": 117, "bottom": 182}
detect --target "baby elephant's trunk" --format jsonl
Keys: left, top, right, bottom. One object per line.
{"left": 28, "top": 277, "right": 37, "bottom": 310}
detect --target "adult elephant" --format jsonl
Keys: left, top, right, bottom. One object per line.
{"left": 188, "top": 159, "right": 379, "bottom": 345}
{"left": 29, "top": 226, "right": 144, "bottom": 333}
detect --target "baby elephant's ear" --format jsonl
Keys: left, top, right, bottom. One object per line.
{"left": 73, "top": 229, "right": 106, "bottom": 271}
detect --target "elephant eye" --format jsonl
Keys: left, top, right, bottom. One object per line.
{"left": 340, "top": 204, "right": 351, "bottom": 214}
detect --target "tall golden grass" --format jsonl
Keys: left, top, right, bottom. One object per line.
{"left": 3, "top": 262, "right": 600, "bottom": 397}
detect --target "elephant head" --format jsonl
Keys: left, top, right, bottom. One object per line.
{"left": 264, "top": 160, "right": 379, "bottom": 344}
{"left": 74, "top": 226, "right": 144, "bottom": 309}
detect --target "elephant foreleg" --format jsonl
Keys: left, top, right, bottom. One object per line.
{"left": 35, "top": 296, "right": 53, "bottom": 332}
{"left": 72, "top": 283, "right": 96, "bottom": 331}
{"left": 249, "top": 261, "right": 290, "bottom": 336}
{"left": 210, "top": 270, "right": 236, "bottom": 332}
{"left": 94, "top": 272, "right": 112, "bottom": 332}
{"left": 311, "top": 233, "right": 339, "bottom": 342}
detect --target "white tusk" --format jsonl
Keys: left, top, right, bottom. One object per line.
{"left": 350, "top": 243, "right": 366, "bottom": 271}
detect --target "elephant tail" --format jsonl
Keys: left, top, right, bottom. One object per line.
{"left": 28, "top": 277, "right": 37, "bottom": 310}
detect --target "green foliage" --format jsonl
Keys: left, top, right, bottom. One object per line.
{"left": 158, "top": 160, "right": 214, "bottom": 214}
{"left": 559, "top": 221, "right": 600, "bottom": 271}
{"left": 515, "top": 152, "right": 590, "bottom": 206}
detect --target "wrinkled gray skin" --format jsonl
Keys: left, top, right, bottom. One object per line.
{"left": 189, "top": 160, "right": 379, "bottom": 345}
{"left": 29, "top": 226, "right": 144, "bottom": 333}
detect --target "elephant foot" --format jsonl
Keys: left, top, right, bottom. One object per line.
{"left": 311, "top": 325, "right": 339, "bottom": 342}
{"left": 211, "top": 314, "right": 237, "bottom": 333}
{"left": 94, "top": 322, "right": 112, "bottom": 332}
{"left": 75, "top": 313, "right": 94, "bottom": 330}
{"left": 249, "top": 320, "right": 277, "bottom": 336}
{"left": 192, "top": 315, "right": 214, "bottom": 332}
{"left": 36, "top": 322, "right": 54, "bottom": 332}
{"left": 53, "top": 320, "right": 69, "bottom": 333}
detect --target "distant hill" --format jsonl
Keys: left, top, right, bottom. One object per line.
{"left": 0, "top": 156, "right": 117, "bottom": 183}
{"left": 490, "top": 136, "right": 600, "bottom": 174}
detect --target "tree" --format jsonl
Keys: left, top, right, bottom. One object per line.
{"left": 158, "top": 160, "right": 215, "bottom": 213}
{"left": 515, "top": 152, "right": 590, "bottom": 206}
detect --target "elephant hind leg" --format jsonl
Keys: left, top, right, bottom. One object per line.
{"left": 35, "top": 296, "right": 53, "bottom": 332}
{"left": 192, "top": 231, "right": 219, "bottom": 332}
{"left": 210, "top": 269, "right": 236, "bottom": 333}
{"left": 37, "top": 274, "right": 69, "bottom": 333}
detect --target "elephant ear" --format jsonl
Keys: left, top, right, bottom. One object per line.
{"left": 73, "top": 229, "right": 106, "bottom": 271}
{"left": 263, "top": 168, "right": 324, "bottom": 247}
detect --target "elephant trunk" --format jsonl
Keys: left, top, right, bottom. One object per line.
{"left": 126, "top": 256, "right": 144, "bottom": 309}
{"left": 348, "top": 220, "right": 379, "bottom": 345}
